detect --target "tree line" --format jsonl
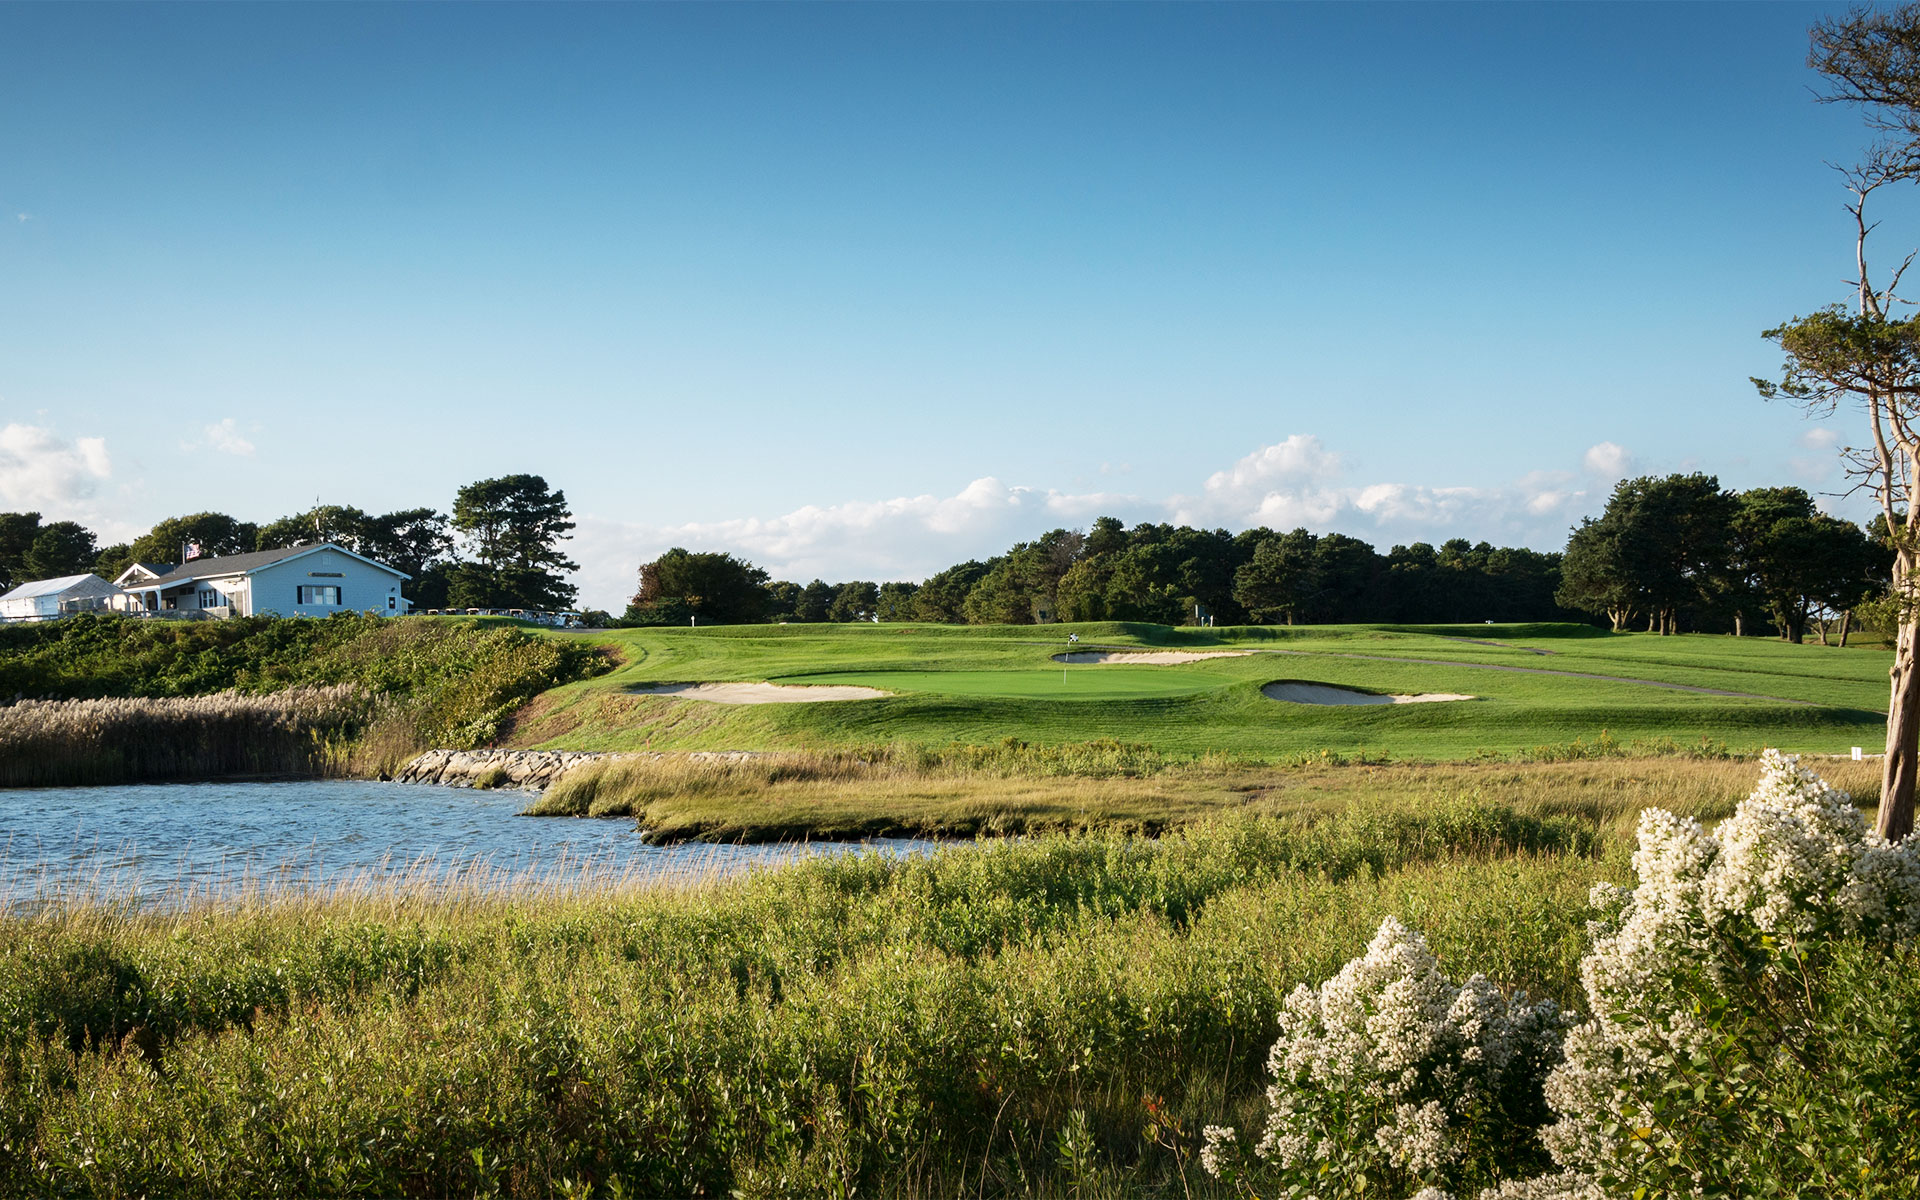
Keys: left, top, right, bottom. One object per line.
{"left": 1557, "top": 475, "right": 1887, "bottom": 643}
{"left": 0, "top": 474, "right": 580, "bottom": 611}
{"left": 627, "top": 516, "right": 1576, "bottom": 628}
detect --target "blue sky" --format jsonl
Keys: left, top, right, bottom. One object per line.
{"left": 0, "top": 2, "right": 1903, "bottom": 609}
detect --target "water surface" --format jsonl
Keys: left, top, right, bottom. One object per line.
{"left": 0, "top": 779, "right": 936, "bottom": 906}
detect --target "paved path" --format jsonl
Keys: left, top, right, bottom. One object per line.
{"left": 1437, "top": 636, "right": 1556, "bottom": 656}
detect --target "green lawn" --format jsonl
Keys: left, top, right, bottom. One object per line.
{"left": 502, "top": 620, "right": 1891, "bottom": 760}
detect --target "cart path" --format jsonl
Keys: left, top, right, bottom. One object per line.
{"left": 1437, "top": 636, "right": 1556, "bottom": 656}
{"left": 1029, "top": 642, "right": 1825, "bottom": 706}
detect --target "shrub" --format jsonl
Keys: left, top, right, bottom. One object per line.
{"left": 1246, "top": 752, "right": 1920, "bottom": 1200}
{"left": 1201, "top": 917, "right": 1565, "bottom": 1198}
{"left": 1520, "top": 750, "right": 1920, "bottom": 1197}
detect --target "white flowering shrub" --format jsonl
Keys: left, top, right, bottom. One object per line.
{"left": 1201, "top": 916, "right": 1566, "bottom": 1198}
{"left": 1515, "top": 750, "right": 1920, "bottom": 1196}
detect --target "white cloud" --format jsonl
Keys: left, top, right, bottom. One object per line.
{"left": 14, "top": 213, "right": 29, "bottom": 223}
{"left": 1168, "top": 434, "right": 1345, "bottom": 529}
{"left": 0, "top": 424, "right": 112, "bottom": 511}
{"left": 1790, "top": 424, "right": 1843, "bottom": 485}
{"left": 564, "top": 434, "right": 1625, "bottom": 611}
{"left": 1582, "top": 441, "right": 1634, "bottom": 478}
{"left": 570, "top": 476, "right": 1147, "bottom": 610}
{"left": 183, "top": 418, "right": 256, "bottom": 457}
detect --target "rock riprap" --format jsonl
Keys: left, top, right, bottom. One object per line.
{"left": 395, "top": 748, "right": 767, "bottom": 791}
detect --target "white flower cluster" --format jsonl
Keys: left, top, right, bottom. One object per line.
{"left": 1202, "top": 916, "right": 1564, "bottom": 1191}
{"left": 1526, "top": 750, "right": 1920, "bottom": 1190}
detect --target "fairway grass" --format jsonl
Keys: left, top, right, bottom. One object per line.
{"left": 502, "top": 620, "right": 1891, "bottom": 761}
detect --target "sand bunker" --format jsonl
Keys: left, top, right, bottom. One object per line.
{"left": 1262, "top": 682, "right": 1474, "bottom": 706}
{"left": 1052, "top": 650, "right": 1252, "bottom": 665}
{"left": 630, "top": 682, "right": 890, "bottom": 704}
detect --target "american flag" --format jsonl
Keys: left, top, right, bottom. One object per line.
{"left": 184, "top": 542, "right": 202, "bottom": 561}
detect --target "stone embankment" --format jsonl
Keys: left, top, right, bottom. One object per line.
{"left": 394, "top": 749, "right": 605, "bottom": 790}
{"left": 394, "top": 748, "right": 765, "bottom": 791}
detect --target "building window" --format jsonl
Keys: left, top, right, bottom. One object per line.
{"left": 197, "top": 589, "right": 224, "bottom": 609}
{"left": 297, "top": 585, "right": 342, "bottom": 605}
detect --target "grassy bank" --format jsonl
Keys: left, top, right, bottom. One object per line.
{"left": 0, "top": 614, "right": 612, "bottom": 786}
{"left": 526, "top": 742, "right": 1885, "bottom": 844}
{"left": 0, "top": 806, "right": 1609, "bottom": 1198}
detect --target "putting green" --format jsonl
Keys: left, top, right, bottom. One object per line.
{"left": 777, "top": 666, "right": 1239, "bottom": 701}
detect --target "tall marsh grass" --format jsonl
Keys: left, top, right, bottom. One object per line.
{"left": 0, "top": 812, "right": 1609, "bottom": 1198}
{"left": 0, "top": 685, "right": 369, "bottom": 788}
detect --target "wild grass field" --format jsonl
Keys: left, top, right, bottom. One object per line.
{"left": 0, "top": 800, "right": 1618, "bottom": 1198}
{"left": 2, "top": 619, "right": 1907, "bottom": 1195}
{"left": 9, "top": 758, "right": 1914, "bottom": 1199}
{"left": 506, "top": 620, "right": 1889, "bottom": 761}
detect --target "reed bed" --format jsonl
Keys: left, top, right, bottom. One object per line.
{"left": 0, "top": 685, "right": 370, "bottom": 788}
{"left": 0, "top": 810, "right": 1611, "bottom": 1198}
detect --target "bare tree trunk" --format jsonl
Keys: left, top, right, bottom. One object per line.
{"left": 1882, "top": 556, "right": 1920, "bottom": 843}
{"left": 1841, "top": 610, "right": 1852, "bottom": 648}
{"left": 1817, "top": 618, "right": 1830, "bottom": 646}
{"left": 1734, "top": 611, "right": 1744, "bottom": 638}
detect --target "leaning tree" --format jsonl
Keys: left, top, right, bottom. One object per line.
{"left": 1751, "top": 4, "right": 1920, "bottom": 840}
{"left": 1758, "top": 49, "right": 1920, "bottom": 833}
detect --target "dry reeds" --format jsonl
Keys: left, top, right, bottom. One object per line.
{"left": 0, "top": 685, "right": 370, "bottom": 788}
{"left": 524, "top": 742, "right": 1889, "bottom": 848}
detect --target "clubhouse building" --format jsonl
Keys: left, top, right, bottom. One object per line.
{"left": 111, "top": 543, "right": 412, "bottom": 618}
